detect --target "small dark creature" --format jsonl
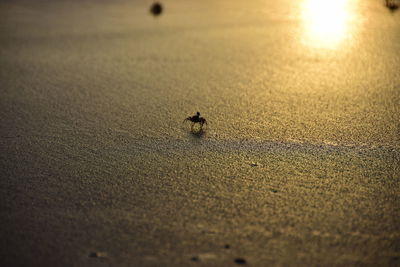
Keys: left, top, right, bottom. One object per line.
{"left": 150, "top": 2, "right": 163, "bottom": 16}
{"left": 385, "top": 0, "right": 399, "bottom": 11}
{"left": 183, "top": 112, "right": 208, "bottom": 131}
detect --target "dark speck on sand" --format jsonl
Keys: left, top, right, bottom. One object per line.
{"left": 234, "top": 258, "right": 247, "bottom": 264}
{"left": 191, "top": 256, "right": 199, "bottom": 262}
{"left": 150, "top": 2, "right": 163, "bottom": 16}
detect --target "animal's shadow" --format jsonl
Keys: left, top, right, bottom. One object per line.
{"left": 189, "top": 129, "right": 206, "bottom": 139}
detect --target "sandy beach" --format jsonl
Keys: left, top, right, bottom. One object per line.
{"left": 1, "top": 0, "right": 399, "bottom": 266}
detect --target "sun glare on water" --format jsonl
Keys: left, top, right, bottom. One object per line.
{"left": 301, "top": 0, "right": 354, "bottom": 49}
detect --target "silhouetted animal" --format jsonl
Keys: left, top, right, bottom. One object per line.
{"left": 183, "top": 112, "right": 208, "bottom": 131}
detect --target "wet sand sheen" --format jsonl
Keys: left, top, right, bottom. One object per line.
{"left": 1, "top": 0, "right": 399, "bottom": 266}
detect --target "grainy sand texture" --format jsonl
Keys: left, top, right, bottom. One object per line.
{"left": 1, "top": 0, "right": 399, "bottom": 266}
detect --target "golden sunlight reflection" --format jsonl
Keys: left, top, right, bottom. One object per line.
{"left": 301, "top": 0, "right": 353, "bottom": 49}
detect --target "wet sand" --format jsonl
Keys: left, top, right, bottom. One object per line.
{"left": 1, "top": 0, "right": 399, "bottom": 266}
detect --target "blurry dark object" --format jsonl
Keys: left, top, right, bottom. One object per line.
{"left": 150, "top": 2, "right": 163, "bottom": 16}
{"left": 234, "top": 258, "right": 247, "bottom": 264}
{"left": 183, "top": 112, "right": 208, "bottom": 132}
{"left": 385, "top": 0, "right": 399, "bottom": 11}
